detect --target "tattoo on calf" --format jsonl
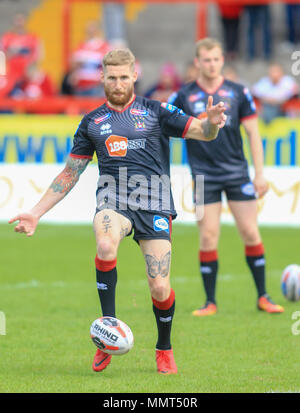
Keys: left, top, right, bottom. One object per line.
{"left": 144, "top": 251, "right": 171, "bottom": 279}
{"left": 50, "top": 157, "right": 90, "bottom": 194}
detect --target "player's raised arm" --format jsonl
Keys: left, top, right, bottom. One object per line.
{"left": 184, "top": 95, "right": 227, "bottom": 141}
{"left": 8, "top": 155, "right": 90, "bottom": 236}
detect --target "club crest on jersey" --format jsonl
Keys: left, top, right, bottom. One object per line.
{"left": 153, "top": 216, "right": 169, "bottom": 234}
{"left": 94, "top": 113, "right": 111, "bottom": 124}
{"left": 223, "top": 99, "right": 231, "bottom": 110}
{"left": 241, "top": 182, "right": 255, "bottom": 196}
{"left": 130, "top": 108, "right": 148, "bottom": 116}
{"left": 134, "top": 118, "right": 145, "bottom": 131}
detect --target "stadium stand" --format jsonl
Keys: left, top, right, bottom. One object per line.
{"left": 0, "top": 0, "right": 299, "bottom": 114}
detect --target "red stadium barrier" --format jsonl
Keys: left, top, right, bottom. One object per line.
{"left": 0, "top": 96, "right": 106, "bottom": 114}
{"left": 0, "top": 96, "right": 300, "bottom": 115}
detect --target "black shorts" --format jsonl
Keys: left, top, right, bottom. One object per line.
{"left": 95, "top": 207, "right": 172, "bottom": 243}
{"left": 194, "top": 177, "right": 257, "bottom": 205}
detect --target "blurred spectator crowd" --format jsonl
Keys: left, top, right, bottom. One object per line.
{"left": 0, "top": 3, "right": 300, "bottom": 123}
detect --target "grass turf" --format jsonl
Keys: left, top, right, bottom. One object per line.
{"left": 0, "top": 222, "right": 300, "bottom": 393}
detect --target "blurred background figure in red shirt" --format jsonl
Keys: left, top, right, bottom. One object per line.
{"left": 62, "top": 20, "right": 112, "bottom": 97}
{"left": 0, "top": 13, "right": 42, "bottom": 97}
{"left": 17, "top": 62, "right": 56, "bottom": 99}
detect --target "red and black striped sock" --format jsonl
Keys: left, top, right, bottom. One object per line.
{"left": 95, "top": 255, "right": 117, "bottom": 317}
{"left": 245, "top": 243, "right": 266, "bottom": 298}
{"left": 199, "top": 250, "right": 218, "bottom": 304}
{"left": 152, "top": 289, "right": 175, "bottom": 350}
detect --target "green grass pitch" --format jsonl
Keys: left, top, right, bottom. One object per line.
{"left": 0, "top": 222, "right": 300, "bottom": 393}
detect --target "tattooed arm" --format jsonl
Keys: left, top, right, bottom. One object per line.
{"left": 9, "top": 156, "right": 90, "bottom": 236}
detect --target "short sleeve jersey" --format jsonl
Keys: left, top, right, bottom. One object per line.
{"left": 70, "top": 95, "right": 192, "bottom": 218}
{"left": 170, "top": 78, "right": 257, "bottom": 182}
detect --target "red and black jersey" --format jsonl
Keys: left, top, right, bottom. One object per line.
{"left": 70, "top": 95, "right": 192, "bottom": 218}
{"left": 170, "top": 78, "right": 257, "bottom": 182}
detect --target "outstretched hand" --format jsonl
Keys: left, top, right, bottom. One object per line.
{"left": 8, "top": 212, "right": 39, "bottom": 237}
{"left": 206, "top": 95, "right": 227, "bottom": 128}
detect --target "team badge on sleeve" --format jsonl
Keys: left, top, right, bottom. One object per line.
{"left": 167, "top": 92, "right": 178, "bottom": 104}
{"left": 161, "top": 102, "right": 185, "bottom": 115}
{"left": 243, "top": 88, "right": 256, "bottom": 111}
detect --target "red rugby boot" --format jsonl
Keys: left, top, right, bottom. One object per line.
{"left": 156, "top": 349, "right": 177, "bottom": 375}
{"left": 92, "top": 348, "right": 112, "bottom": 372}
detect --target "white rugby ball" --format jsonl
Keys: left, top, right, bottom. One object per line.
{"left": 90, "top": 316, "right": 134, "bottom": 355}
{"left": 281, "top": 264, "right": 300, "bottom": 301}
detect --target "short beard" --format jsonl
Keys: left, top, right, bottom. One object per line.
{"left": 105, "top": 84, "right": 134, "bottom": 107}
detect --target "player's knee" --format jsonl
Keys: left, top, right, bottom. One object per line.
{"left": 149, "top": 280, "right": 170, "bottom": 302}
{"left": 97, "top": 236, "right": 118, "bottom": 260}
{"left": 240, "top": 226, "right": 260, "bottom": 245}
{"left": 201, "top": 229, "right": 219, "bottom": 250}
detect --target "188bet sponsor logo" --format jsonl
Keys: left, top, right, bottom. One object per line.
{"left": 105, "top": 135, "right": 128, "bottom": 157}
{"left": 105, "top": 135, "right": 146, "bottom": 157}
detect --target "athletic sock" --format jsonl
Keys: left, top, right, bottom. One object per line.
{"left": 152, "top": 289, "right": 175, "bottom": 351}
{"left": 245, "top": 243, "right": 266, "bottom": 298}
{"left": 199, "top": 250, "right": 218, "bottom": 304}
{"left": 95, "top": 255, "right": 117, "bottom": 317}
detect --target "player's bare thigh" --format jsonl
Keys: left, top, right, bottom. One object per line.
{"left": 93, "top": 209, "right": 132, "bottom": 260}
{"left": 139, "top": 239, "right": 171, "bottom": 302}
{"left": 196, "top": 202, "right": 222, "bottom": 251}
{"left": 228, "top": 200, "right": 261, "bottom": 245}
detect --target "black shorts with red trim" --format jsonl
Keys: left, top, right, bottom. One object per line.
{"left": 95, "top": 206, "right": 172, "bottom": 244}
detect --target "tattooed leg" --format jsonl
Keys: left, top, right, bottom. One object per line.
{"left": 139, "top": 239, "right": 172, "bottom": 302}
{"left": 102, "top": 214, "right": 112, "bottom": 234}
{"left": 93, "top": 209, "right": 132, "bottom": 319}
{"left": 93, "top": 209, "right": 132, "bottom": 260}
{"left": 120, "top": 225, "right": 131, "bottom": 240}
{"left": 139, "top": 239, "right": 175, "bottom": 352}
{"left": 144, "top": 251, "right": 171, "bottom": 279}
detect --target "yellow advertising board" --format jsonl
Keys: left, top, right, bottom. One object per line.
{"left": 0, "top": 115, "right": 299, "bottom": 166}
{"left": 0, "top": 115, "right": 81, "bottom": 163}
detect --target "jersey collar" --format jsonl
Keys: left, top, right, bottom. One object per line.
{"left": 196, "top": 77, "right": 225, "bottom": 95}
{"left": 105, "top": 94, "right": 136, "bottom": 113}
